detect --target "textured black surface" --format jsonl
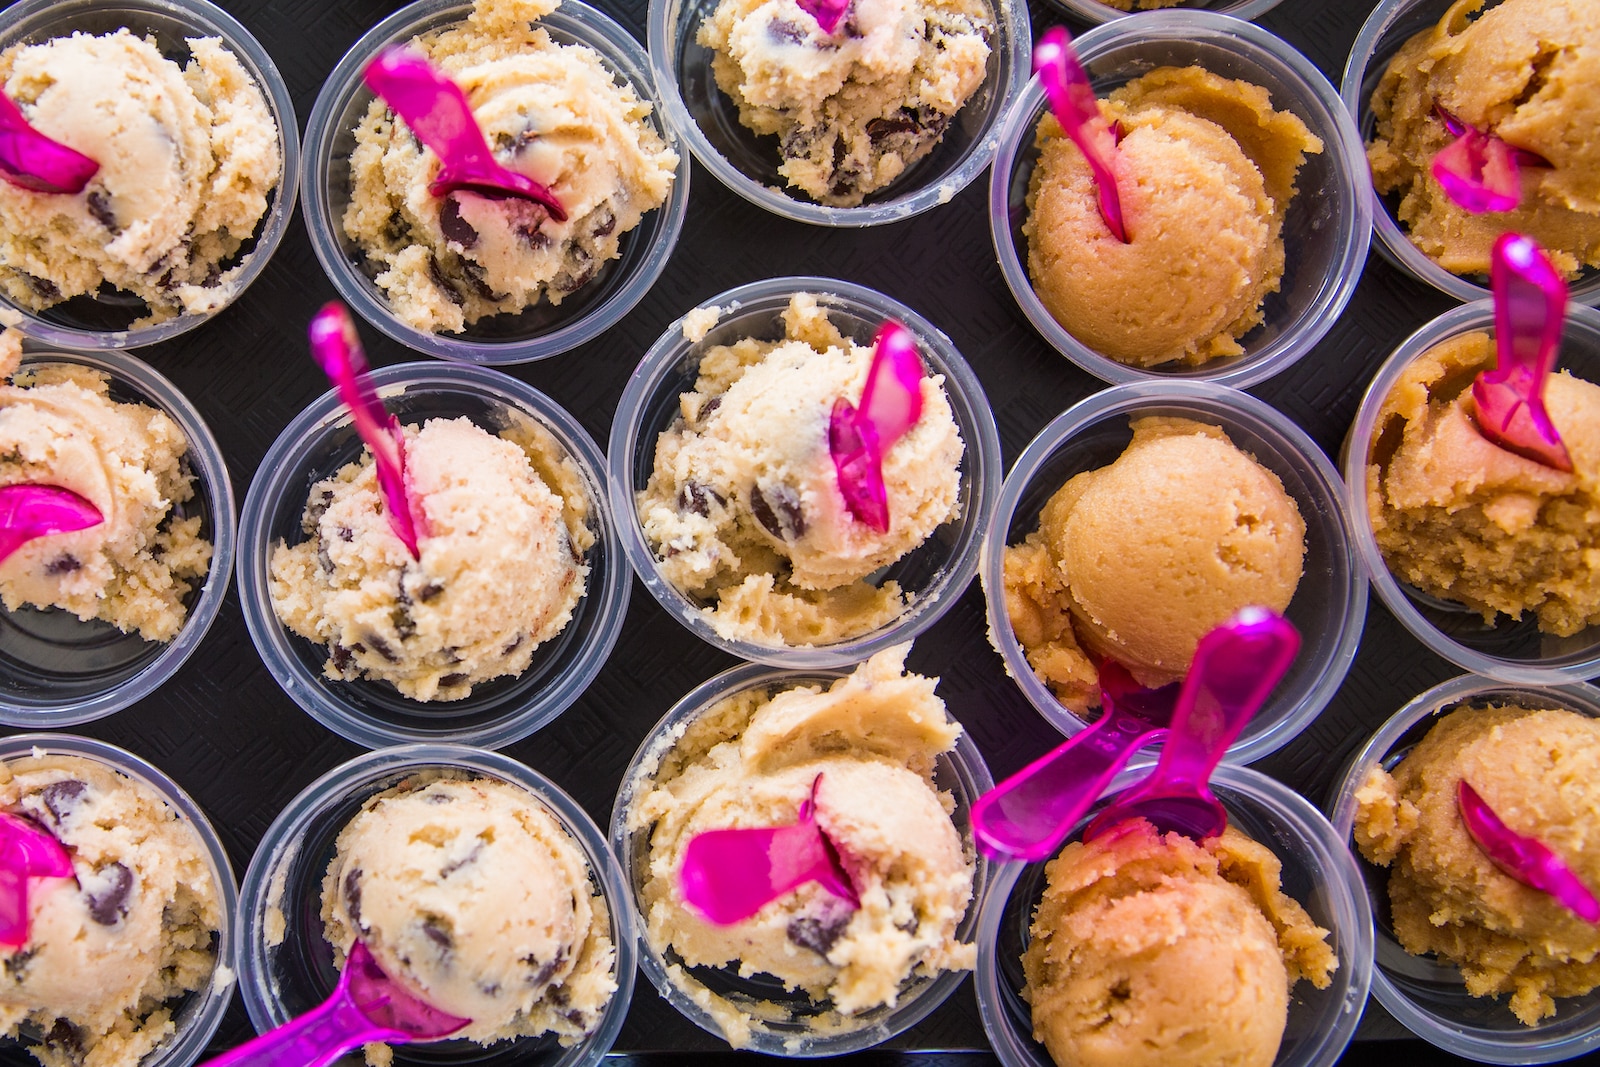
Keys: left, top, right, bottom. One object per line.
{"left": 0, "top": 0, "right": 1514, "bottom": 1063}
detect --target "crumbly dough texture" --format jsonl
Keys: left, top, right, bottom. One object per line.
{"left": 1367, "top": 331, "right": 1600, "bottom": 635}
{"left": 342, "top": 0, "right": 678, "bottom": 334}
{"left": 1025, "top": 66, "right": 1322, "bottom": 367}
{"left": 699, "top": 0, "right": 992, "bottom": 206}
{"left": 1022, "top": 819, "right": 1336, "bottom": 1067}
{"left": 638, "top": 293, "right": 962, "bottom": 647}
{"left": 1353, "top": 704, "right": 1600, "bottom": 1024}
{"left": 0, "top": 754, "right": 222, "bottom": 1067}
{"left": 629, "top": 646, "right": 976, "bottom": 1049}
{"left": 321, "top": 775, "right": 617, "bottom": 1052}
{"left": 1000, "top": 416, "right": 1305, "bottom": 712}
{"left": 0, "top": 341, "right": 211, "bottom": 642}
{"left": 0, "top": 30, "right": 281, "bottom": 327}
{"left": 269, "top": 414, "right": 590, "bottom": 701}
{"left": 1368, "top": 0, "right": 1600, "bottom": 279}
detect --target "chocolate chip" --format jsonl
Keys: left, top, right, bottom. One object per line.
{"left": 439, "top": 672, "right": 469, "bottom": 688}
{"left": 677, "top": 481, "right": 725, "bottom": 517}
{"left": 479, "top": 981, "right": 501, "bottom": 996}
{"left": 749, "top": 483, "right": 806, "bottom": 541}
{"left": 767, "top": 17, "right": 809, "bottom": 44}
{"left": 366, "top": 633, "right": 400, "bottom": 662}
{"left": 392, "top": 604, "right": 415, "bottom": 640}
{"left": 866, "top": 113, "right": 919, "bottom": 143}
{"left": 331, "top": 643, "right": 355, "bottom": 672}
{"left": 417, "top": 579, "right": 445, "bottom": 602}
{"left": 427, "top": 256, "right": 464, "bottom": 306}
{"left": 460, "top": 260, "right": 504, "bottom": 302}
{"left": 3, "top": 947, "right": 35, "bottom": 980}
{"left": 344, "top": 868, "right": 363, "bottom": 928}
{"left": 516, "top": 221, "right": 551, "bottom": 249}
{"left": 337, "top": 526, "right": 353, "bottom": 542}
{"left": 697, "top": 396, "right": 722, "bottom": 423}
{"left": 44, "top": 555, "right": 80, "bottom": 575}
{"left": 396, "top": 576, "right": 413, "bottom": 607}
{"left": 440, "top": 842, "right": 483, "bottom": 878}
{"left": 512, "top": 127, "right": 540, "bottom": 154}
{"left": 502, "top": 633, "right": 524, "bottom": 655}
{"left": 421, "top": 917, "right": 452, "bottom": 953}
{"left": 897, "top": 916, "right": 919, "bottom": 934}
{"left": 787, "top": 913, "right": 851, "bottom": 956}
{"left": 588, "top": 206, "right": 615, "bottom": 238}
{"left": 382, "top": 211, "right": 409, "bottom": 246}
{"left": 306, "top": 487, "right": 335, "bottom": 527}
{"left": 549, "top": 985, "right": 570, "bottom": 1007}
{"left": 84, "top": 862, "right": 133, "bottom": 926}
{"left": 44, "top": 1020, "right": 83, "bottom": 1059}
{"left": 525, "top": 947, "right": 567, "bottom": 988}
{"left": 23, "top": 274, "right": 60, "bottom": 300}
{"left": 39, "top": 779, "right": 86, "bottom": 825}
{"left": 317, "top": 542, "right": 336, "bottom": 575}
{"left": 439, "top": 196, "right": 479, "bottom": 250}
{"left": 85, "top": 190, "right": 118, "bottom": 232}
{"left": 554, "top": 247, "right": 594, "bottom": 293}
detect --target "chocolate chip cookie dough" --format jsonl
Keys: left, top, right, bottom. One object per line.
{"left": 0, "top": 332, "right": 212, "bottom": 642}
{"left": 0, "top": 753, "right": 223, "bottom": 1067}
{"left": 342, "top": 0, "right": 679, "bottom": 334}
{"left": 0, "top": 29, "right": 282, "bottom": 326}
{"left": 698, "top": 0, "right": 993, "bottom": 206}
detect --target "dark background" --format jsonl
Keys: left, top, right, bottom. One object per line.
{"left": 1, "top": 0, "right": 1555, "bottom": 1063}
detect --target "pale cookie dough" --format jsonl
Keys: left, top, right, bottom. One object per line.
{"left": 0, "top": 30, "right": 281, "bottom": 327}
{"left": 0, "top": 753, "right": 223, "bottom": 1067}
{"left": 0, "top": 335, "right": 211, "bottom": 642}
{"left": 1022, "top": 819, "right": 1336, "bottom": 1067}
{"left": 269, "top": 414, "right": 590, "bottom": 702}
{"left": 699, "top": 0, "right": 993, "bottom": 206}
{"left": 342, "top": 0, "right": 678, "bottom": 334}
{"left": 1367, "top": 0, "right": 1600, "bottom": 279}
{"left": 1026, "top": 66, "right": 1322, "bottom": 366}
{"left": 638, "top": 294, "right": 962, "bottom": 647}
{"left": 628, "top": 646, "right": 976, "bottom": 1050}
{"left": 1366, "top": 331, "right": 1600, "bottom": 635}
{"left": 321, "top": 775, "right": 617, "bottom": 1054}
{"left": 1354, "top": 704, "right": 1600, "bottom": 1024}
{"left": 1000, "top": 416, "right": 1304, "bottom": 713}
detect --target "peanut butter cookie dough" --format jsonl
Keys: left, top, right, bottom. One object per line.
{"left": 0, "top": 29, "right": 281, "bottom": 327}
{"left": 342, "top": 0, "right": 679, "bottom": 334}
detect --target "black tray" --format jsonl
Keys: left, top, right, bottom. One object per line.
{"left": 0, "top": 0, "right": 1500, "bottom": 1063}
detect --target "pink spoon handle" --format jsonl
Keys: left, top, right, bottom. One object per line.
{"left": 0, "top": 93, "right": 99, "bottom": 195}
{"left": 1472, "top": 233, "right": 1572, "bottom": 471}
{"left": 307, "top": 303, "right": 427, "bottom": 559}
{"left": 796, "top": 0, "right": 849, "bottom": 34}
{"left": 1085, "top": 608, "right": 1300, "bottom": 842}
{"left": 972, "top": 708, "right": 1168, "bottom": 862}
{"left": 0, "top": 812, "right": 74, "bottom": 948}
{"left": 828, "top": 321, "right": 925, "bottom": 533}
{"left": 1033, "top": 26, "right": 1125, "bottom": 243}
{"left": 199, "top": 942, "right": 469, "bottom": 1067}
{"left": 362, "top": 48, "right": 565, "bottom": 220}
{"left": 1458, "top": 780, "right": 1600, "bottom": 923}
{"left": 0, "top": 483, "right": 104, "bottom": 567}
{"left": 679, "top": 774, "right": 858, "bottom": 925}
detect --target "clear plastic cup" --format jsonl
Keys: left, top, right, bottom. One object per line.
{"left": 1343, "top": 300, "right": 1600, "bottom": 684}
{"left": 0, "top": 733, "right": 239, "bottom": 1067}
{"left": 0, "top": 343, "right": 235, "bottom": 727}
{"left": 978, "top": 762, "right": 1373, "bottom": 1067}
{"left": 236, "top": 744, "right": 635, "bottom": 1067}
{"left": 1328, "top": 675, "right": 1600, "bottom": 1063}
{"left": 608, "top": 660, "right": 995, "bottom": 1055}
{"left": 301, "top": 0, "right": 690, "bottom": 365}
{"left": 647, "top": 0, "right": 1029, "bottom": 226}
{"left": 981, "top": 380, "right": 1366, "bottom": 763}
{"left": 236, "top": 362, "right": 627, "bottom": 749}
{"left": 0, "top": 0, "right": 299, "bottom": 350}
{"left": 608, "top": 276, "right": 1001, "bottom": 668}
{"left": 1341, "top": 0, "right": 1600, "bottom": 308}
{"left": 1042, "top": 0, "right": 1283, "bottom": 23}
{"left": 990, "top": 11, "right": 1371, "bottom": 389}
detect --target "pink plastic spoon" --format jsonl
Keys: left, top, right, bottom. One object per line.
{"left": 1033, "top": 26, "right": 1125, "bottom": 243}
{"left": 307, "top": 303, "right": 428, "bottom": 559}
{"left": 679, "top": 774, "right": 858, "bottom": 925}
{"left": 0, "top": 812, "right": 74, "bottom": 949}
{"left": 1469, "top": 233, "right": 1572, "bottom": 472}
{"left": 362, "top": 48, "right": 566, "bottom": 220}
{"left": 828, "top": 320, "right": 925, "bottom": 533}
{"left": 971, "top": 661, "right": 1176, "bottom": 862}
{"left": 1084, "top": 608, "right": 1300, "bottom": 842}
{"left": 1458, "top": 780, "right": 1600, "bottom": 924}
{"left": 199, "top": 940, "right": 469, "bottom": 1067}
{"left": 0, "top": 93, "right": 99, "bottom": 195}
{"left": 796, "top": 0, "right": 850, "bottom": 34}
{"left": 0, "top": 484, "right": 104, "bottom": 567}
{"left": 1431, "top": 107, "right": 1550, "bottom": 215}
